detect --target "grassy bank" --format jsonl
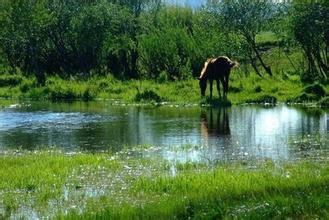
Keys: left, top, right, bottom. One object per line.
{"left": 0, "top": 72, "right": 316, "bottom": 105}
{"left": 1, "top": 150, "right": 329, "bottom": 219}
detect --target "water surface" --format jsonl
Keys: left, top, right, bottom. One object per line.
{"left": 0, "top": 101, "right": 328, "bottom": 162}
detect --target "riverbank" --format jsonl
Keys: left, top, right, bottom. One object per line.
{"left": 0, "top": 72, "right": 329, "bottom": 104}
{"left": 0, "top": 150, "right": 329, "bottom": 219}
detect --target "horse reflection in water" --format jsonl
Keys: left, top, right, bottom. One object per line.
{"left": 200, "top": 107, "right": 233, "bottom": 162}
{"left": 200, "top": 108, "right": 230, "bottom": 138}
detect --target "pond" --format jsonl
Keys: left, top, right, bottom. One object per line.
{"left": 0, "top": 101, "right": 328, "bottom": 163}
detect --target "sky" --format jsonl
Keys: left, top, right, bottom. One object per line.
{"left": 167, "top": 0, "right": 205, "bottom": 8}
{"left": 186, "top": 0, "right": 204, "bottom": 8}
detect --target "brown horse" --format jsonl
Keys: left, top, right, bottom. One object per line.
{"left": 199, "top": 56, "right": 237, "bottom": 99}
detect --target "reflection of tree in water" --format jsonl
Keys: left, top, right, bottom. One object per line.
{"left": 200, "top": 107, "right": 230, "bottom": 138}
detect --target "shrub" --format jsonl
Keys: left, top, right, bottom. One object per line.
{"left": 0, "top": 74, "right": 23, "bottom": 87}
{"left": 157, "top": 71, "right": 169, "bottom": 84}
{"left": 134, "top": 89, "right": 162, "bottom": 103}
{"left": 290, "top": 92, "right": 319, "bottom": 103}
{"left": 317, "top": 96, "right": 329, "bottom": 107}
{"left": 254, "top": 85, "right": 262, "bottom": 93}
{"left": 97, "top": 80, "right": 110, "bottom": 90}
{"left": 288, "top": 83, "right": 327, "bottom": 103}
{"left": 19, "top": 78, "right": 36, "bottom": 93}
{"left": 82, "top": 88, "right": 96, "bottom": 101}
{"left": 303, "top": 83, "right": 327, "bottom": 98}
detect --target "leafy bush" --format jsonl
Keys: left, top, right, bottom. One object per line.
{"left": 134, "top": 89, "right": 162, "bottom": 103}
{"left": 287, "top": 83, "right": 327, "bottom": 103}
{"left": 157, "top": 71, "right": 169, "bottom": 84}
{"left": 49, "top": 86, "right": 76, "bottom": 101}
{"left": 0, "top": 74, "right": 22, "bottom": 87}
{"left": 317, "top": 96, "right": 329, "bottom": 107}
{"left": 289, "top": 92, "right": 319, "bottom": 103}
{"left": 303, "top": 83, "right": 327, "bottom": 98}
{"left": 82, "top": 88, "right": 96, "bottom": 101}
{"left": 291, "top": 2, "right": 329, "bottom": 82}
{"left": 254, "top": 85, "right": 262, "bottom": 93}
{"left": 19, "top": 79, "right": 35, "bottom": 93}
{"left": 138, "top": 27, "right": 196, "bottom": 80}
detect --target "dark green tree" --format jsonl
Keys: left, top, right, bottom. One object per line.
{"left": 290, "top": 1, "right": 329, "bottom": 82}
{"left": 138, "top": 6, "right": 198, "bottom": 80}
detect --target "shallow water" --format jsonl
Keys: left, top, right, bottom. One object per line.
{"left": 0, "top": 101, "right": 328, "bottom": 162}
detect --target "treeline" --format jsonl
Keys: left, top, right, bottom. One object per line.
{"left": 0, "top": 0, "right": 328, "bottom": 84}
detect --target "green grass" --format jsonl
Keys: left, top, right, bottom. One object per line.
{"left": 256, "top": 31, "right": 280, "bottom": 45}
{"left": 1, "top": 150, "right": 329, "bottom": 219}
{"left": 0, "top": 73, "right": 305, "bottom": 105}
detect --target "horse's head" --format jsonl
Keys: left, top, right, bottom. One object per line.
{"left": 199, "top": 77, "right": 207, "bottom": 97}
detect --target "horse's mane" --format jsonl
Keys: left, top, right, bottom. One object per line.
{"left": 217, "top": 56, "right": 238, "bottom": 67}
{"left": 199, "top": 58, "right": 216, "bottom": 79}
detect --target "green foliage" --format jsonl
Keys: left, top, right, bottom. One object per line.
{"left": 317, "top": 96, "right": 329, "bottom": 107}
{"left": 290, "top": 1, "right": 329, "bottom": 82}
{"left": 213, "top": 0, "right": 277, "bottom": 76}
{"left": 138, "top": 7, "right": 197, "bottom": 80}
{"left": 0, "top": 74, "right": 22, "bottom": 87}
{"left": 303, "top": 83, "right": 327, "bottom": 98}
{"left": 0, "top": 0, "right": 137, "bottom": 79}
{"left": 0, "top": 0, "right": 283, "bottom": 82}
{"left": 289, "top": 92, "right": 320, "bottom": 103}
{"left": 289, "top": 83, "right": 327, "bottom": 103}
{"left": 0, "top": 0, "right": 327, "bottom": 105}
{"left": 254, "top": 85, "right": 263, "bottom": 93}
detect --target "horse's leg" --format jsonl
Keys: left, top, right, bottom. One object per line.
{"left": 219, "top": 77, "right": 225, "bottom": 99}
{"left": 223, "top": 79, "right": 228, "bottom": 99}
{"left": 216, "top": 79, "right": 221, "bottom": 98}
{"left": 209, "top": 79, "right": 213, "bottom": 99}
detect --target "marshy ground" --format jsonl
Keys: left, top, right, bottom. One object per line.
{"left": 1, "top": 145, "right": 329, "bottom": 219}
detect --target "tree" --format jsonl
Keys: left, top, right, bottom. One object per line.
{"left": 290, "top": 1, "right": 329, "bottom": 82}
{"left": 138, "top": 7, "right": 197, "bottom": 80}
{"left": 208, "top": 0, "right": 276, "bottom": 76}
{"left": 0, "top": 0, "right": 51, "bottom": 84}
{"left": 108, "top": 0, "right": 163, "bottom": 78}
